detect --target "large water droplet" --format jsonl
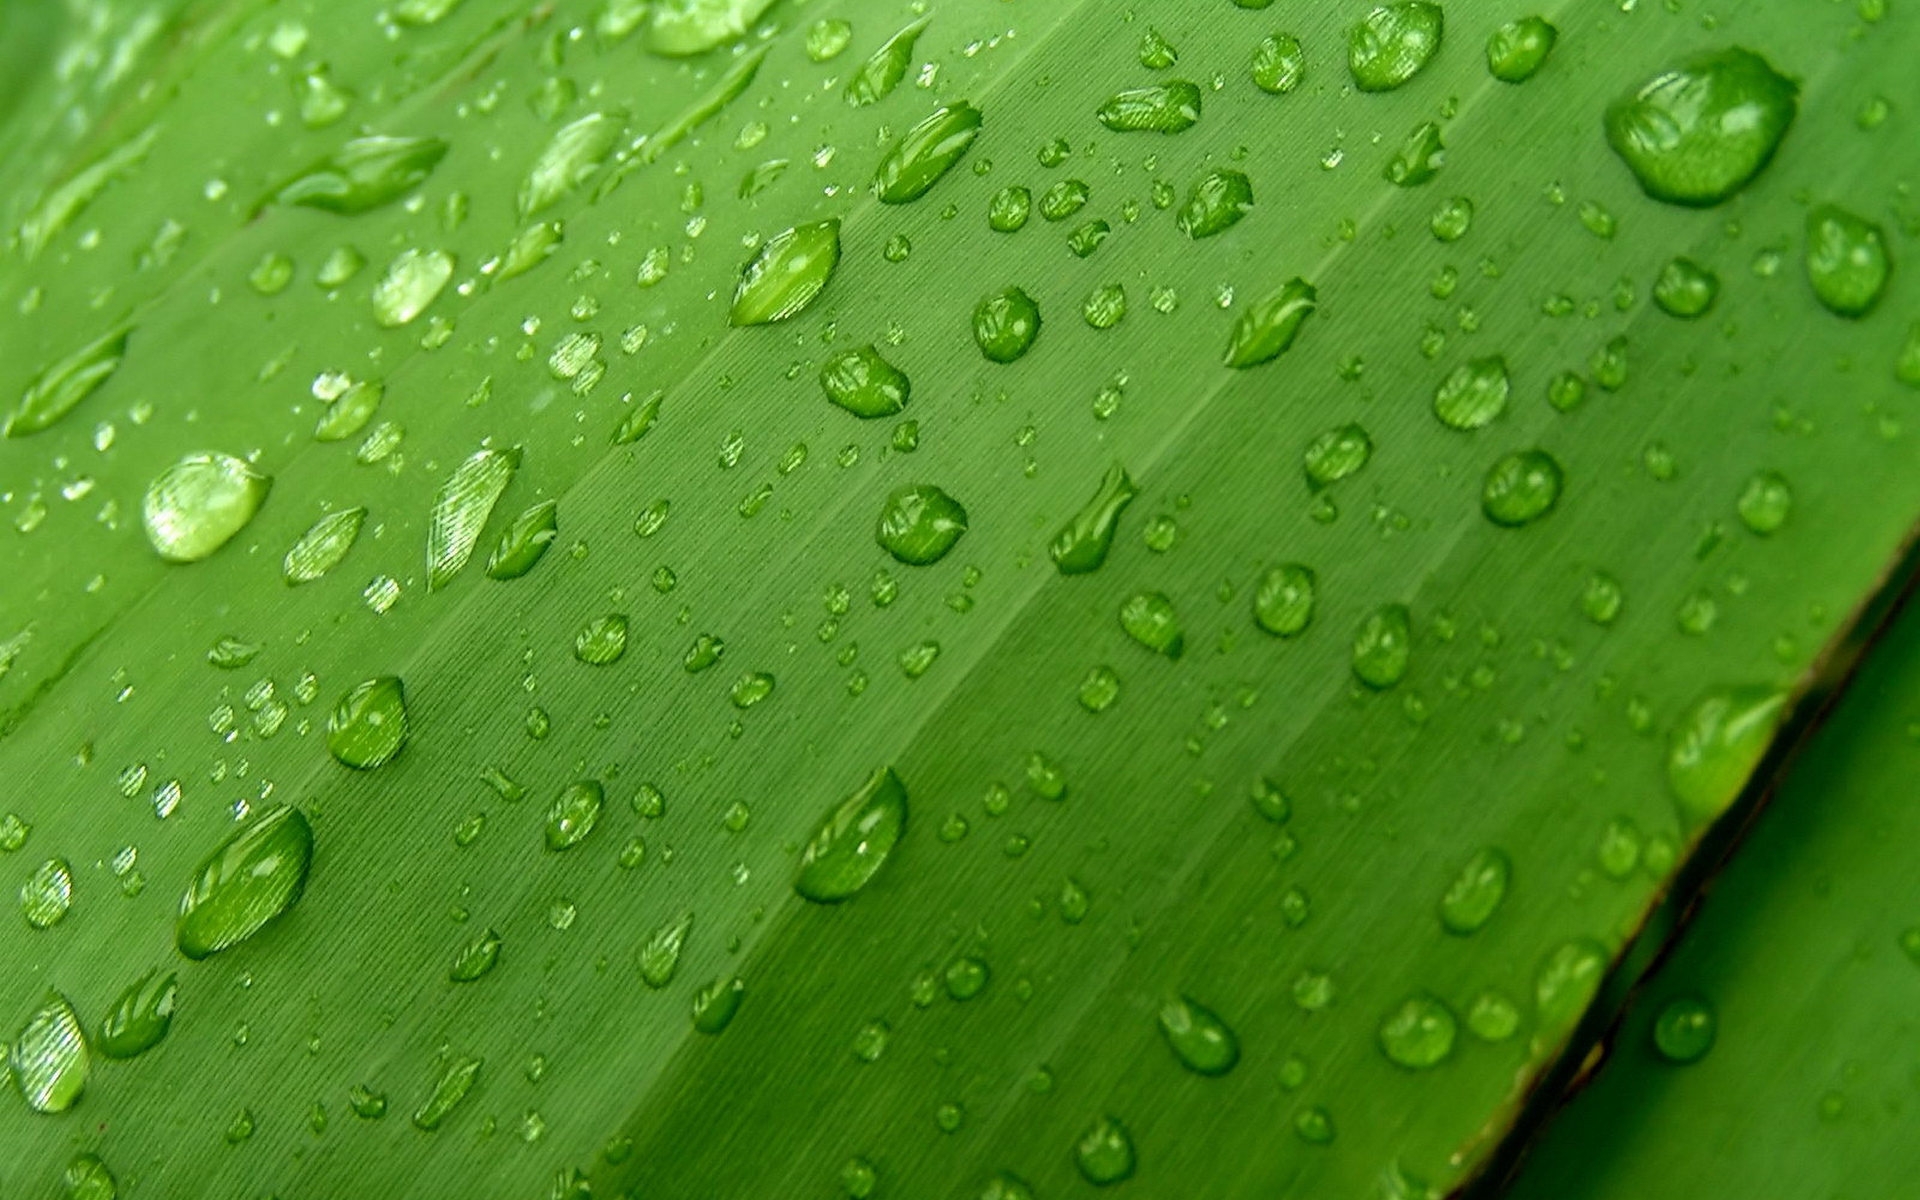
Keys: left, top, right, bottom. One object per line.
{"left": 1157, "top": 996, "right": 1240, "bottom": 1075}
{"left": 268, "top": 135, "right": 448, "bottom": 214}
{"left": 284, "top": 507, "right": 366, "bottom": 585}
{"left": 1096, "top": 81, "right": 1202, "bottom": 133}
{"left": 428, "top": 446, "right": 520, "bottom": 590}
{"left": 328, "top": 675, "right": 409, "bottom": 769}
{"left": 64, "top": 1151, "right": 116, "bottom": 1199}
{"left": 313, "top": 378, "right": 383, "bottom": 441}
{"left": 1482, "top": 449, "right": 1564, "bottom": 527}
{"left": 4, "top": 327, "right": 128, "bottom": 438}
{"left": 731, "top": 220, "right": 841, "bottom": 326}
{"left": 1176, "top": 168, "right": 1253, "bottom": 239}
{"left": 795, "top": 768, "right": 908, "bottom": 903}
{"left": 142, "top": 453, "right": 272, "bottom": 563}
{"left": 1433, "top": 356, "right": 1510, "bottom": 430}
{"left": 10, "top": 992, "right": 88, "bottom": 1113}
{"left": 646, "top": 0, "right": 778, "bottom": 55}
{"left": 486, "top": 499, "right": 559, "bottom": 580}
{"left": 21, "top": 857, "right": 72, "bottom": 928}
{"left": 1604, "top": 48, "right": 1798, "bottom": 207}
{"left": 519, "top": 112, "right": 619, "bottom": 217}
{"left": 973, "top": 286, "right": 1042, "bottom": 362}
{"left": 1486, "top": 16, "right": 1556, "bottom": 83}
{"left": 822, "top": 346, "right": 910, "bottom": 418}
{"left": 1348, "top": 3, "right": 1444, "bottom": 92}
{"left": 449, "top": 928, "right": 502, "bottom": 982}
{"left": 176, "top": 804, "right": 313, "bottom": 960}
{"left": 1252, "top": 34, "right": 1307, "bottom": 94}
{"left": 1253, "top": 564, "right": 1316, "bottom": 637}
{"left": 876, "top": 485, "right": 968, "bottom": 565}
{"left": 97, "top": 970, "right": 177, "bottom": 1059}
{"left": 874, "top": 103, "right": 982, "bottom": 203}
{"left": 692, "top": 977, "right": 745, "bottom": 1033}
{"left": 1050, "top": 464, "right": 1137, "bottom": 575}
{"left": 1224, "top": 278, "right": 1316, "bottom": 368}
{"left": 1667, "top": 686, "right": 1786, "bottom": 824}
{"left": 1805, "top": 204, "right": 1891, "bottom": 318}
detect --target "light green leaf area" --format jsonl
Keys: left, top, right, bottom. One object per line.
{"left": 0, "top": 0, "right": 1912, "bottom": 1197}
{"left": 1508, "top": 581, "right": 1920, "bottom": 1200}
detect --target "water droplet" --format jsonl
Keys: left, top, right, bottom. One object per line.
{"left": 1097, "top": 81, "right": 1202, "bottom": 133}
{"left": 1653, "top": 257, "right": 1720, "bottom": 318}
{"left": 1252, "top": 34, "right": 1306, "bottom": 95}
{"left": 645, "top": 0, "right": 776, "bottom": 54}
{"left": 979, "top": 1173, "right": 1035, "bottom": 1200}
{"left": 1119, "top": 591, "right": 1184, "bottom": 657}
{"left": 1139, "top": 27, "right": 1178, "bottom": 69}
{"left": 1040, "top": 179, "right": 1091, "bottom": 221}
{"left": 1486, "top": 16, "right": 1557, "bottom": 83}
{"left": 328, "top": 676, "right": 408, "bottom": 769}
{"left": 5, "top": 327, "right": 129, "bottom": 438}
{"left": 805, "top": 18, "right": 852, "bottom": 61}
{"left": 1468, "top": 991, "right": 1522, "bottom": 1042}
{"left": 1737, "top": 471, "right": 1792, "bottom": 535}
{"left": 1604, "top": 48, "right": 1798, "bottom": 207}
{"left": 1294, "top": 1106, "right": 1336, "bottom": 1144}
{"left": 574, "top": 615, "right": 629, "bottom": 665}
{"left": 1158, "top": 996, "right": 1239, "bottom": 1075}
{"left": 1430, "top": 196, "right": 1474, "bottom": 242}
{"left": 486, "top": 499, "right": 559, "bottom": 580}
{"left": 845, "top": 17, "right": 928, "bottom": 106}
{"left": 11, "top": 992, "right": 87, "bottom": 1113}
{"left": 1050, "top": 464, "right": 1137, "bottom": 575}
{"left": 822, "top": 346, "right": 910, "bottom": 418}
{"left": 1176, "top": 168, "right": 1253, "bottom": 239}
{"left": 1805, "top": 205, "right": 1891, "bottom": 318}
{"left": 692, "top": 977, "right": 745, "bottom": 1033}
{"left": 313, "top": 378, "right": 383, "bottom": 442}
{"left": 1253, "top": 564, "right": 1316, "bottom": 637}
{"left": 370, "top": 248, "right": 454, "bottom": 327}
{"left": 874, "top": 103, "right": 982, "bottom": 203}
{"left": 973, "top": 286, "right": 1041, "bottom": 362}
{"left": 450, "top": 928, "right": 502, "bottom": 982}
{"left": 1379, "top": 993, "right": 1457, "bottom": 1069}
{"left": 97, "top": 970, "right": 177, "bottom": 1059}
{"left": 1668, "top": 687, "right": 1786, "bottom": 824}
{"left": 176, "top": 804, "right": 313, "bottom": 959}
{"left": 268, "top": 135, "right": 448, "bottom": 214}
{"left": 1304, "top": 424, "right": 1373, "bottom": 488}
{"left": 1348, "top": 3, "right": 1444, "bottom": 92}
{"left": 877, "top": 485, "right": 968, "bottom": 565}
{"left": 427, "top": 447, "right": 519, "bottom": 590}
{"left": 1651, "top": 994, "right": 1716, "bottom": 1063}
{"left": 284, "top": 507, "right": 365, "bottom": 585}
{"left": 1224, "top": 278, "right": 1317, "bottom": 368}
{"left": 1482, "top": 449, "right": 1564, "bottom": 527}
{"left": 988, "top": 186, "right": 1031, "bottom": 232}
{"left": 520, "top": 112, "right": 619, "bottom": 217}
{"left": 21, "top": 857, "right": 72, "bottom": 928}
{"left": 731, "top": 220, "right": 840, "bottom": 326}
{"left": 64, "top": 1152, "right": 116, "bottom": 1199}
{"left": 1074, "top": 1115, "right": 1137, "bottom": 1185}
{"left": 637, "top": 910, "right": 694, "bottom": 986}
{"left": 412, "top": 1055, "right": 481, "bottom": 1131}
{"left": 1353, "top": 604, "right": 1412, "bottom": 689}
{"left": 1385, "top": 121, "right": 1445, "bottom": 187}
{"left": 545, "top": 782, "right": 604, "bottom": 851}
{"left": 1535, "top": 938, "right": 1608, "bottom": 1031}
{"left": 1433, "top": 356, "right": 1510, "bottom": 430}
{"left": 142, "top": 453, "right": 271, "bottom": 563}
{"left": 730, "top": 671, "right": 775, "bottom": 709}
{"left": 796, "top": 768, "right": 908, "bottom": 903}
{"left": 1439, "top": 847, "right": 1511, "bottom": 935}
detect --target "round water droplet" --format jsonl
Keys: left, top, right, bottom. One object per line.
{"left": 1118, "top": 591, "right": 1184, "bottom": 658}
{"left": 142, "top": 453, "right": 272, "bottom": 563}
{"left": 1535, "top": 938, "right": 1609, "bottom": 1031}
{"left": 1651, "top": 994, "right": 1716, "bottom": 1063}
{"left": 1439, "top": 846, "right": 1510, "bottom": 935}
{"left": 1486, "top": 16, "right": 1557, "bottom": 83}
{"left": 988, "top": 186, "right": 1031, "bottom": 232}
{"left": 327, "top": 676, "right": 408, "bottom": 769}
{"left": 1176, "top": 169, "right": 1253, "bottom": 239}
{"left": 176, "top": 804, "right": 313, "bottom": 960}
{"left": 1482, "top": 450, "right": 1563, "bottom": 527}
{"left": 1653, "top": 257, "right": 1720, "bottom": 318}
{"left": 545, "top": 781, "right": 604, "bottom": 851}
{"left": 973, "top": 287, "right": 1041, "bottom": 363}
{"left": 1804, "top": 205, "right": 1891, "bottom": 318}
{"left": 795, "top": 768, "right": 909, "bottom": 903}
{"left": 1252, "top": 34, "right": 1306, "bottom": 94}
{"left": 1604, "top": 48, "right": 1798, "bottom": 207}
{"left": 573, "top": 614, "right": 629, "bottom": 665}
{"left": 1433, "top": 356, "right": 1510, "bottom": 430}
{"left": 822, "top": 346, "right": 910, "bottom": 418}
{"left": 11, "top": 992, "right": 88, "bottom": 1113}
{"left": 1158, "top": 996, "right": 1240, "bottom": 1075}
{"left": 1349, "top": 3, "right": 1444, "bottom": 93}
{"left": 876, "top": 485, "right": 968, "bottom": 565}
{"left": 1379, "top": 993, "right": 1457, "bottom": 1069}
{"left": 1352, "top": 604, "right": 1412, "bottom": 689}
{"left": 1304, "top": 423, "right": 1373, "bottom": 488}
{"left": 1737, "top": 471, "right": 1792, "bottom": 535}
{"left": 1253, "top": 564, "right": 1316, "bottom": 637}
{"left": 1074, "top": 1115, "right": 1136, "bottom": 1185}
{"left": 21, "top": 857, "right": 73, "bottom": 929}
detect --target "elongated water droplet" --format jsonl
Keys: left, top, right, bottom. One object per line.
{"left": 449, "top": 928, "right": 501, "bottom": 982}
{"left": 1535, "top": 939, "right": 1608, "bottom": 1032}
{"left": 284, "top": 507, "right": 365, "bottom": 584}
{"left": 796, "top": 768, "right": 908, "bottom": 903}
{"left": 1385, "top": 121, "right": 1445, "bottom": 186}
{"left": 499, "top": 220, "right": 564, "bottom": 281}
{"left": 11, "top": 992, "right": 87, "bottom": 1113}
{"left": 97, "top": 970, "right": 177, "bottom": 1059}
{"left": 268, "top": 135, "right": 448, "bottom": 214}
{"left": 1176, "top": 168, "right": 1252, "bottom": 238}
{"left": 176, "top": 805, "right": 313, "bottom": 960}
{"left": 1379, "top": 993, "right": 1457, "bottom": 1069}
{"left": 519, "top": 112, "right": 619, "bottom": 217}
{"left": 1805, "top": 205, "right": 1891, "bottom": 318}
{"left": 1440, "top": 847, "right": 1510, "bottom": 934}
{"left": 1653, "top": 257, "right": 1720, "bottom": 318}
{"left": 1051, "top": 464, "right": 1137, "bottom": 575}
{"left": 1349, "top": 3, "right": 1444, "bottom": 92}
{"left": 546, "top": 781, "right": 604, "bottom": 850}
{"left": 1224, "top": 278, "right": 1316, "bottom": 368}
{"left": 1253, "top": 564, "right": 1316, "bottom": 637}
{"left": 412, "top": 1055, "right": 480, "bottom": 1131}
{"left": 371, "top": 248, "right": 454, "bottom": 327}
{"left": 1353, "top": 603, "right": 1412, "bottom": 689}
{"left": 5, "top": 327, "right": 128, "bottom": 437}
{"left": 731, "top": 220, "right": 840, "bottom": 326}
{"left": 646, "top": 0, "right": 777, "bottom": 55}
{"left": 22, "top": 857, "right": 73, "bottom": 928}
{"left": 486, "top": 499, "right": 558, "bottom": 579}
{"left": 1097, "top": 81, "right": 1202, "bottom": 133}
{"left": 845, "top": 17, "right": 929, "bottom": 106}
{"left": 638, "top": 911, "right": 694, "bottom": 986}
{"left": 574, "top": 615, "right": 628, "bottom": 665}
{"left": 822, "top": 346, "right": 910, "bottom": 418}
{"left": 327, "top": 676, "right": 409, "bottom": 769}
{"left": 428, "top": 446, "right": 519, "bottom": 590}
{"left": 874, "top": 103, "right": 981, "bottom": 203}
{"left": 142, "top": 453, "right": 272, "bottom": 563}
{"left": 1651, "top": 994, "right": 1716, "bottom": 1064}
{"left": 1482, "top": 449, "right": 1563, "bottom": 527}
{"left": 1158, "top": 996, "right": 1239, "bottom": 1075}
{"left": 1604, "top": 48, "right": 1798, "bottom": 207}
{"left": 692, "top": 977, "right": 745, "bottom": 1033}
{"left": 1486, "top": 16, "right": 1556, "bottom": 83}
{"left": 876, "top": 485, "right": 968, "bottom": 565}
{"left": 1074, "top": 1116, "right": 1136, "bottom": 1185}
{"left": 1119, "top": 591, "right": 1184, "bottom": 658}
{"left": 313, "top": 378, "right": 383, "bottom": 441}
{"left": 1667, "top": 686, "right": 1786, "bottom": 824}
{"left": 973, "top": 286, "right": 1041, "bottom": 362}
